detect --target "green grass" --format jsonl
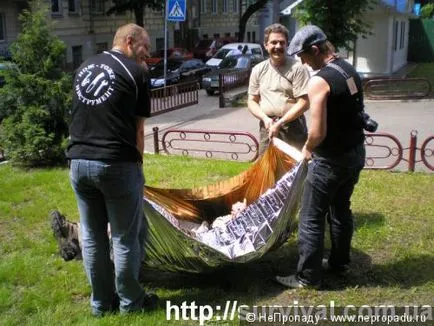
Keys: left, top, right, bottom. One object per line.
{"left": 0, "top": 155, "right": 433, "bottom": 325}
{"left": 409, "top": 62, "right": 434, "bottom": 96}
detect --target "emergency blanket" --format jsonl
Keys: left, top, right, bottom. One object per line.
{"left": 142, "top": 138, "right": 307, "bottom": 273}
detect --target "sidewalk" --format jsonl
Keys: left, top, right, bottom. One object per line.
{"left": 144, "top": 90, "right": 257, "bottom": 150}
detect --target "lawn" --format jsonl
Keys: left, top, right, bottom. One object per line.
{"left": 0, "top": 155, "right": 433, "bottom": 325}
{"left": 409, "top": 62, "right": 434, "bottom": 97}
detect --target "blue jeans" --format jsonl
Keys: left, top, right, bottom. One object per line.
{"left": 69, "top": 159, "right": 145, "bottom": 315}
{"left": 296, "top": 144, "right": 365, "bottom": 286}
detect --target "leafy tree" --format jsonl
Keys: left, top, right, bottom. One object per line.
{"left": 420, "top": 3, "right": 434, "bottom": 18}
{"left": 294, "top": 0, "right": 375, "bottom": 50}
{"left": 0, "top": 0, "right": 71, "bottom": 166}
{"left": 106, "top": 0, "right": 165, "bottom": 27}
{"left": 238, "top": 0, "right": 269, "bottom": 42}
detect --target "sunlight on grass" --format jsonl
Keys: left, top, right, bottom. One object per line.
{"left": 409, "top": 62, "right": 434, "bottom": 96}
{"left": 0, "top": 156, "right": 433, "bottom": 324}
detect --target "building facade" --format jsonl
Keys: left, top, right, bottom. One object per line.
{"left": 280, "top": 0, "right": 416, "bottom": 77}
{"left": 348, "top": 0, "right": 416, "bottom": 77}
{"left": 0, "top": 0, "right": 262, "bottom": 69}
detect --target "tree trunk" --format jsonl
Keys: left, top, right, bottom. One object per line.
{"left": 134, "top": 5, "right": 144, "bottom": 27}
{"left": 238, "top": 0, "right": 269, "bottom": 42}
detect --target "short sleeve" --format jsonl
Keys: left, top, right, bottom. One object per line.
{"left": 136, "top": 69, "right": 151, "bottom": 118}
{"left": 292, "top": 63, "right": 310, "bottom": 98}
{"left": 248, "top": 64, "right": 261, "bottom": 96}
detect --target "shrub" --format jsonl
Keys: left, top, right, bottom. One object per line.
{"left": 0, "top": 0, "right": 71, "bottom": 166}
{"left": 420, "top": 3, "right": 434, "bottom": 19}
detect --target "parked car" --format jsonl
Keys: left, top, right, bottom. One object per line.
{"left": 149, "top": 58, "right": 212, "bottom": 89}
{"left": 205, "top": 43, "right": 264, "bottom": 67}
{"left": 202, "top": 54, "right": 264, "bottom": 95}
{"left": 192, "top": 36, "right": 237, "bottom": 61}
{"left": 145, "top": 48, "right": 193, "bottom": 66}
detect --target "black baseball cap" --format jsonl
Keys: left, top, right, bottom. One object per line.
{"left": 288, "top": 25, "right": 327, "bottom": 56}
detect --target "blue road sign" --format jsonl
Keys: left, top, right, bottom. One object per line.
{"left": 167, "top": 0, "right": 186, "bottom": 22}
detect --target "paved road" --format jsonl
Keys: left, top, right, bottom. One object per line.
{"left": 145, "top": 89, "right": 434, "bottom": 172}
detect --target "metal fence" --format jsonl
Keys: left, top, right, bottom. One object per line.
{"left": 153, "top": 127, "right": 259, "bottom": 162}
{"left": 364, "top": 78, "right": 432, "bottom": 100}
{"left": 152, "top": 128, "right": 434, "bottom": 171}
{"left": 150, "top": 80, "right": 199, "bottom": 116}
{"left": 218, "top": 69, "right": 251, "bottom": 108}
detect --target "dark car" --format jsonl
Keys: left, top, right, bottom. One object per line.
{"left": 192, "top": 36, "right": 237, "bottom": 61}
{"left": 201, "top": 54, "right": 264, "bottom": 95}
{"left": 192, "top": 39, "right": 215, "bottom": 61}
{"left": 145, "top": 47, "right": 193, "bottom": 66}
{"left": 149, "top": 58, "right": 212, "bottom": 89}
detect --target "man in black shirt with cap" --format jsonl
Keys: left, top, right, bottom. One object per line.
{"left": 67, "top": 23, "right": 156, "bottom": 315}
{"left": 275, "top": 25, "right": 366, "bottom": 289}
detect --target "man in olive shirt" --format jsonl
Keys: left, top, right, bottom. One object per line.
{"left": 248, "top": 23, "right": 310, "bottom": 155}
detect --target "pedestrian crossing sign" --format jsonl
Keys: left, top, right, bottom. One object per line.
{"left": 167, "top": 0, "right": 186, "bottom": 22}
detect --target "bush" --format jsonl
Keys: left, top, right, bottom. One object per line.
{"left": 420, "top": 3, "right": 434, "bottom": 19}
{"left": 0, "top": 0, "right": 71, "bottom": 166}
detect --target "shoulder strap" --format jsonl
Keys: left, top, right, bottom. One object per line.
{"left": 268, "top": 59, "right": 292, "bottom": 85}
{"left": 327, "top": 61, "right": 350, "bottom": 79}
{"left": 326, "top": 60, "right": 365, "bottom": 112}
{"left": 104, "top": 51, "right": 138, "bottom": 101}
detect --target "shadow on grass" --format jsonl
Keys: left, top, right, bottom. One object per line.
{"left": 353, "top": 212, "right": 385, "bottom": 230}
{"left": 142, "top": 241, "right": 433, "bottom": 305}
{"left": 346, "top": 252, "right": 434, "bottom": 290}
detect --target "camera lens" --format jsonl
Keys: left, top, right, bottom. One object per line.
{"left": 364, "top": 118, "right": 378, "bottom": 132}
{"left": 359, "top": 112, "right": 378, "bottom": 132}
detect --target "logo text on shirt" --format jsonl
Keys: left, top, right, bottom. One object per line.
{"left": 75, "top": 64, "right": 116, "bottom": 106}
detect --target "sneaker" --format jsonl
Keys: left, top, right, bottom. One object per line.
{"left": 275, "top": 275, "right": 305, "bottom": 288}
{"left": 142, "top": 292, "right": 159, "bottom": 311}
{"left": 50, "top": 210, "right": 82, "bottom": 261}
{"left": 322, "top": 259, "right": 349, "bottom": 275}
{"left": 275, "top": 274, "right": 320, "bottom": 289}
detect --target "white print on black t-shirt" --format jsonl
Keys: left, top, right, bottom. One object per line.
{"left": 75, "top": 63, "right": 116, "bottom": 106}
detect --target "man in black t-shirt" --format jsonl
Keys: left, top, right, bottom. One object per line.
{"left": 275, "top": 25, "right": 366, "bottom": 289}
{"left": 67, "top": 23, "right": 156, "bottom": 315}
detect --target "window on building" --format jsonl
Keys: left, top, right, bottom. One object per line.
{"left": 232, "top": 0, "right": 239, "bottom": 13}
{"left": 200, "top": 0, "right": 207, "bottom": 14}
{"left": 252, "top": 31, "right": 256, "bottom": 43}
{"left": 51, "top": 0, "right": 61, "bottom": 14}
{"left": 393, "top": 21, "right": 398, "bottom": 51}
{"left": 72, "top": 45, "right": 83, "bottom": 70}
{"left": 90, "top": 0, "right": 104, "bottom": 14}
{"left": 96, "top": 42, "right": 108, "bottom": 54}
{"left": 212, "top": 0, "right": 218, "bottom": 14}
{"left": 0, "top": 13, "right": 5, "bottom": 42}
{"left": 156, "top": 38, "right": 164, "bottom": 51}
{"left": 68, "top": 0, "right": 79, "bottom": 13}
{"left": 247, "top": 31, "right": 251, "bottom": 42}
{"left": 223, "top": 0, "right": 229, "bottom": 13}
{"left": 400, "top": 21, "right": 405, "bottom": 49}
{"left": 153, "top": 6, "right": 164, "bottom": 16}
